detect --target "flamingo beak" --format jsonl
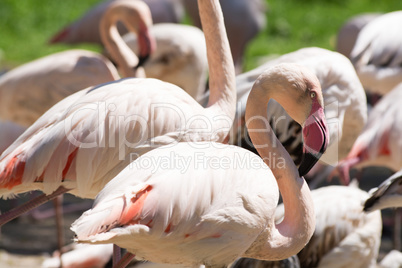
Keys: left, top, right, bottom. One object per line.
{"left": 298, "top": 105, "right": 329, "bottom": 177}
{"left": 134, "top": 28, "right": 156, "bottom": 70}
{"left": 134, "top": 54, "right": 151, "bottom": 70}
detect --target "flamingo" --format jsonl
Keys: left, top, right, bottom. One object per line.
{"left": 335, "top": 84, "right": 402, "bottom": 250}
{"left": 121, "top": 23, "right": 208, "bottom": 100}
{"left": 49, "top": 0, "right": 184, "bottom": 44}
{"left": 0, "top": 0, "right": 235, "bottom": 227}
{"left": 71, "top": 62, "right": 330, "bottom": 268}
{"left": 0, "top": 0, "right": 155, "bottom": 128}
{"left": 336, "top": 83, "right": 402, "bottom": 185}
{"left": 282, "top": 185, "right": 382, "bottom": 268}
{"left": 200, "top": 47, "right": 366, "bottom": 170}
{"left": 363, "top": 169, "right": 402, "bottom": 255}
{"left": 364, "top": 169, "right": 402, "bottom": 212}
{"left": 42, "top": 243, "right": 114, "bottom": 268}
{"left": 182, "top": 0, "right": 267, "bottom": 73}
{"left": 232, "top": 185, "right": 382, "bottom": 268}
{"left": 336, "top": 13, "right": 381, "bottom": 59}
{"left": 350, "top": 11, "right": 402, "bottom": 95}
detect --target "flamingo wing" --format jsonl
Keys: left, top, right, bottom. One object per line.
{"left": 72, "top": 143, "right": 278, "bottom": 266}
{"left": 0, "top": 78, "right": 201, "bottom": 198}
{"left": 0, "top": 50, "right": 118, "bottom": 127}
{"left": 350, "top": 11, "right": 402, "bottom": 94}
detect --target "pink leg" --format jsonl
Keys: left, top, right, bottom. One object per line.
{"left": 394, "top": 208, "right": 401, "bottom": 251}
{"left": 54, "top": 194, "right": 65, "bottom": 255}
{"left": 0, "top": 186, "right": 70, "bottom": 226}
{"left": 329, "top": 156, "right": 361, "bottom": 185}
{"left": 113, "top": 244, "right": 122, "bottom": 265}
{"left": 113, "top": 250, "right": 135, "bottom": 268}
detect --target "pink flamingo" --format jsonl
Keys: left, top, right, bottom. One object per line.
{"left": 71, "top": 63, "right": 329, "bottom": 268}
{"left": 336, "top": 84, "right": 402, "bottom": 185}
{"left": 0, "top": 0, "right": 235, "bottom": 226}
{"left": 233, "top": 185, "right": 382, "bottom": 268}
{"left": 49, "top": 0, "right": 184, "bottom": 44}
{"left": 350, "top": 11, "right": 402, "bottom": 95}
{"left": 336, "top": 13, "right": 381, "bottom": 58}
{"left": 197, "top": 47, "right": 367, "bottom": 186}
{"left": 0, "top": 0, "right": 155, "bottom": 128}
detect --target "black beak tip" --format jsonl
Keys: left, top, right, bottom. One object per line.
{"left": 134, "top": 55, "right": 150, "bottom": 70}
{"left": 298, "top": 152, "right": 320, "bottom": 177}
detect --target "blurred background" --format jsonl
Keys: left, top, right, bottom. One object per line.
{"left": 1, "top": 0, "right": 402, "bottom": 72}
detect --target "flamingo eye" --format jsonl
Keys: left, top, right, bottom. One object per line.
{"left": 310, "top": 92, "right": 316, "bottom": 99}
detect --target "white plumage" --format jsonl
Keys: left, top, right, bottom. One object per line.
{"left": 71, "top": 62, "right": 330, "bottom": 268}
{"left": 72, "top": 143, "right": 279, "bottom": 266}
{"left": 336, "top": 13, "right": 381, "bottom": 58}
{"left": 200, "top": 47, "right": 366, "bottom": 166}
{"left": 337, "top": 84, "right": 402, "bottom": 184}
{"left": 350, "top": 11, "right": 402, "bottom": 95}
{"left": 0, "top": 0, "right": 235, "bottom": 205}
{"left": 0, "top": 0, "right": 155, "bottom": 128}
{"left": 295, "top": 186, "right": 382, "bottom": 268}
{"left": 230, "top": 185, "right": 383, "bottom": 268}
{"left": 49, "top": 0, "right": 184, "bottom": 44}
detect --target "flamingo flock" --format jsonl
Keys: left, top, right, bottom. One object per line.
{"left": 0, "top": 1, "right": 401, "bottom": 268}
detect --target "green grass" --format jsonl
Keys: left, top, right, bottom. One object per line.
{"left": 0, "top": 0, "right": 100, "bottom": 68}
{"left": 245, "top": 0, "right": 402, "bottom": 70}
{"left": 1, "top": 0, "right": 402, "bottom": 71}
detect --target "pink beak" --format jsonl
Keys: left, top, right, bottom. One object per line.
{"left": 134, "top": 26, "right": 156, "bottom": 70}
{"left": 298, "top": 105, "right": 329, "bottom": 177}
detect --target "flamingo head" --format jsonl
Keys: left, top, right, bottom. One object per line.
{"left": 274, "top": 64, "right": 330, "bottom": 177}
{"left": 298, "top": 100, "right": 329, "bottom": 177}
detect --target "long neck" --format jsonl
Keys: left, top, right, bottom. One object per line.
{"left": 100, "top": 3, "right": 149, "bottom": 78}
{"left": 199, "top": 0, "right": 236, "bottom": 135}
{"left": 244, "top": 78, "right": 315, "bottom": 260}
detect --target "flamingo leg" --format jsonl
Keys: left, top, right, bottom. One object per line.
{"left": 113, "top": 244, "right": 122, "bottom": 265}
{"left": 393, "top": 208, "right": 402, "bottom": 251}
{"left": 0, "top": 186, "right": 70, "bottom": 226}
{"left": 113, "top": 250, "right": 135, "bottom": 268}
{"left": 54, "top": 194, "right": 65, "bottom": 267}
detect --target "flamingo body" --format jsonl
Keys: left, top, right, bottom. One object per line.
{"left": 336, "top": 13, "right": 381, "bottom": 58}
{"left": 0, "top": 0, "right": 158, "bottom": 128}
{"left": 50, "top": 0, "right": 184, "bottom": 44}
{"left": 338, "top": 84, "right": 402, "bottom": 184}
{"left": 71, "top": 62, "right": 330, "bottom": 267}
{"left": 72, "top": 143, "right": 278, "bottom": 266}
{"left": 207, "top": 47, "right": 366, "bottom": 165}
{"left": 42, "top": 244, "right": 114, "bottom": 268}
{"left": 0, "top": 0, "right": 236, "bottom": 226}
{"left": 296, "top": 186, "right": 381, "bottom": 268}
{"left": 0, "top": 78, "right": 229, "bottom": 199}
{"left": 232, "top": 185, "right": 382, "bottom": 268}
{"left": 0, "top": 50, "right": 119, "bottom": 127}
{"left": 350, "top": 11, "right": 402, "bottom": 95}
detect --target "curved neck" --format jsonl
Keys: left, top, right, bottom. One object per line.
{"left": 244, "top": 78, "right": 315, "bottom": 260}
{"left": 100, "top": 2, "right": 153, "bottom": 78}
{"left": 199, "top": 0, "right": 236, "bottom": 135}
